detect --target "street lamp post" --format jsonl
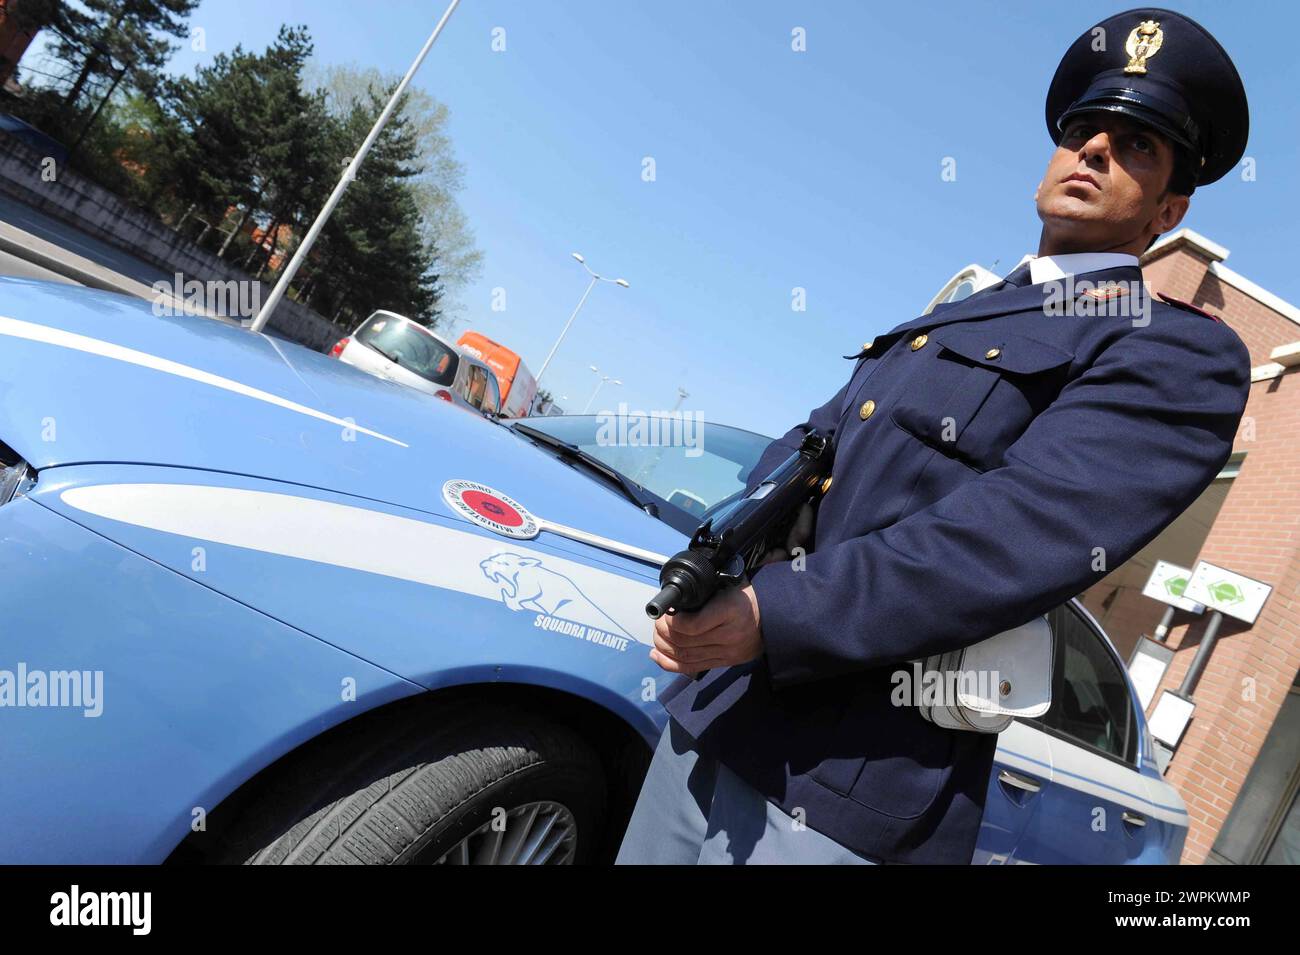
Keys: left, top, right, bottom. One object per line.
{"left": 582, "top": 365, "right": 622, "bottom": 413}
{"left": 533, "top": 253, "right": 629, "bottom": 388}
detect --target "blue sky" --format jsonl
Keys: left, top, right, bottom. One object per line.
{"left": 45, "top": 2, "right": 1300, "bottom": 435}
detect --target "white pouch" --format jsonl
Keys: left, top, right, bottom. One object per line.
{"left": 915, "top": 615, "right": 1053, "bottom": 734}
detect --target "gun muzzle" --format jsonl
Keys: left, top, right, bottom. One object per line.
{"left": 645, "top": 583, "right": 681, "bottom": 620}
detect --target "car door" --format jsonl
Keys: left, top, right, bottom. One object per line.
{"left": 1013, "top": 603, "right": 1152, "bottom": 864}
{"left": 976, "top": 718, "right": 1053, "bottom": 864}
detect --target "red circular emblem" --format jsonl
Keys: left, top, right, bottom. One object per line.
{"left": 460, "top": 490, "right": 524, "bottom": 528}
{"left": 441, "top": 480, "right": 540, "bottom": 539}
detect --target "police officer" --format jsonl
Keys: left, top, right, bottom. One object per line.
{"left": 616, "top": 8, "right": 1251, "bottom": 864}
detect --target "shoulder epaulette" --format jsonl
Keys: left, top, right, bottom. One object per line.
{"left": 1157, "top": 292, "right": 1222, "bottom": 323}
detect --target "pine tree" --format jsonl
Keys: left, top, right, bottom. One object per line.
{"left": 50, "top": 0, "right": 197, "bottom": 144}
{"left": 163, "top": 26, "right": 328, "bottom": 260}
{"left": 309, "top": 88, "right": 443, "bottom": 326}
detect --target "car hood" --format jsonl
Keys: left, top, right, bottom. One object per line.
{"left": 0, "top": 279, "right": 686, "bottom": 560}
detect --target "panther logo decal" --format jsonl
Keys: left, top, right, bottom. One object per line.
{"left": 480, "top": 552, "right": 634, "bottom": 640}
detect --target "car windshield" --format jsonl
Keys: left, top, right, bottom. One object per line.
{"left": 355, "top": 315, "right": 458, "bottom": 385}
{"left": 513, "top": 414, "right": 774, "bottom": 527}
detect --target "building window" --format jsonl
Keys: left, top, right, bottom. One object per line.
{"left": 1209, "top": 672, "right": 1300, "bottom": 864}
{"left": 943, "top": 278, "right": 977, "bottom": 304}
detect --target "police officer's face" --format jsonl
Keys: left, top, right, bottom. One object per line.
{"left": 1034, "top": 113, "right": 1190, "bottom": 255}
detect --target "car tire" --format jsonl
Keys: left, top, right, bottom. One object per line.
{"left": 209, "top": 702, "right": 607, "bottom": 865}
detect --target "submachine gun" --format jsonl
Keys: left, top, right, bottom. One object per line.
{"left": 645, "top": 430, "right": 832, "bottom": 625}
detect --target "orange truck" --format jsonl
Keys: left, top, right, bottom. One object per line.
{"left": 455, "top": 332, "right": 538, "bottom": 418}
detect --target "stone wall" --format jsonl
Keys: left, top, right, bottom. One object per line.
{"left": 0, "top": 134, "right": 341, "bottom": 351}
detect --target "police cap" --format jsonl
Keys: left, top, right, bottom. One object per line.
{"left": 1046, "top": 8, "right": 1248, "bottom": 186}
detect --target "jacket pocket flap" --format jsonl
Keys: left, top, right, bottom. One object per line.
{"left": 933, "top": 328, "right": 1074, "bottom": 375}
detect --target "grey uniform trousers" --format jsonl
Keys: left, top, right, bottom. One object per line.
{"left": 615, "top": 718, "right": 881, "bottom": 865}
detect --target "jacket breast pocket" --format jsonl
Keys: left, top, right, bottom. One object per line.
{"left": 890, "top": 328, "right": 1074, "bottom": 472}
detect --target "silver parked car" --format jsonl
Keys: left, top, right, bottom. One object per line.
{"left": 329, "top": 310, "right": 500, "bottom": 417}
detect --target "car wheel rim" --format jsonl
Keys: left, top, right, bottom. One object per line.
{"left": 429, "top": 800, "right": 579, "bottom": 865}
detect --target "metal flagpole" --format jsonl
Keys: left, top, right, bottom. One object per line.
{"left": 248, "top": 0, "right": 462, "bottom": 334}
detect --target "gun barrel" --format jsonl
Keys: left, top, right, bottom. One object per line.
{"left": 645, "top": 583, "right": 681, "bottom": 620}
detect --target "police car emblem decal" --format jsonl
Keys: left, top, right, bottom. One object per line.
{"left": 442, "top": 480, "right": 539, "bottom": 539}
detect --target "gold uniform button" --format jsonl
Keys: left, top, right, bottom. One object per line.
{"left": 859, "top": 399, "right": 876, "bottom": 420}
{"left": 985, "top": 347, "right": 1002, "bottom": 360}
{"left": 910, "top": 334, "right": 928, "bottom": 351}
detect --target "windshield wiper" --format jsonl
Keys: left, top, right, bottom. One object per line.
{"left": 511, "top": 423, "right": 660, "bottom": 518}
{"left": 367, "top": 341, "right": 404, "bottom": 366}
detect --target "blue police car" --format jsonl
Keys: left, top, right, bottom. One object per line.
{"left": 0, "top": 277, "right": 1187, "bottom": 863}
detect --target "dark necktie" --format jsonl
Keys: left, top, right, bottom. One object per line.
{"left": 999, "top": 261, "right": 1034, "bottom": 288}
{"left": 952, "top": 260, "right": 1034, "bottom": 308}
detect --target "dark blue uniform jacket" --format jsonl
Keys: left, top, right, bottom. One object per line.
{"left": 662, "top": 264, "right": 1250, "bottom": 863}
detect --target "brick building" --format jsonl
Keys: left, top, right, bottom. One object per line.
{"left": 0, "top": 0, "right": 39, "bottom": 89}
{"left": 1074, "top": 228, "right": 1300, "bottom": 865}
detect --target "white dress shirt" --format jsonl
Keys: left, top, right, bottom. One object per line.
{"left": 1025, "top": 252, "right": 1140, "bottom": 285}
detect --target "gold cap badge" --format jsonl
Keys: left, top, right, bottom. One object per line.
{"left": 1124, "top": 20, "right": 1163, "bottom": 74}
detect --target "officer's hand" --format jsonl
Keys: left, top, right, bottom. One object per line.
{"left": 650, "top": 583, "right": 763, "bottom": 675}
{"left": 756, "top": 501, "right": 815, "bottom": 567}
